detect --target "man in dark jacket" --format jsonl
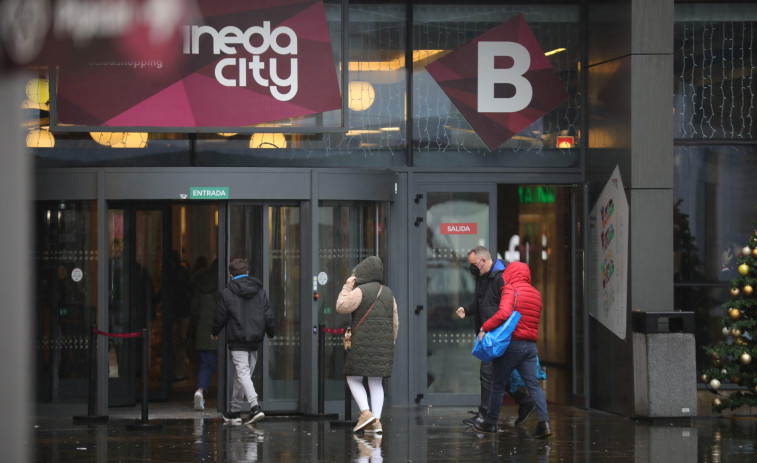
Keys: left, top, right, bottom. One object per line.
{"left": 211, "top": 258, "right": 274, "bottom": 425}
{"left": 456, "top": 246, "right": 535, "bottom": 426}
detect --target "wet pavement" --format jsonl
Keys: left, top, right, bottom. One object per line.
{"left": 32, "top": 404, "right": 757, "bottom": 462}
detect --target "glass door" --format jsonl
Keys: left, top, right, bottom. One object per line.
{"left": 107, "top": 204, "right": 170, "bottom": 405}
{"left": 418, "top": 187, "right": 496, "bottom": 404}
{"left": 316, "top": 202, "right": 388, "bottom": 409}
{"left": 34, "top": 201, "right": 98, "bottom": 402}
{"left": 227, "top": 204, "right": 301, "bottom": 412}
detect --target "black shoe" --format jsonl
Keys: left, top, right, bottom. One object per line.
{"left": 245, "top": 405, "right": 265, "bottom": 425}
{"left": 533, "top": 420, "right": 552, "bottom": 439}
{"left": 472, "top": 419, "right": 497, "bottom": 434}
{"left": 463, "top": 412, "right": 482, "bottom": 426}
{"left": 514, "top": 401, "right": 535, "bottom": 425}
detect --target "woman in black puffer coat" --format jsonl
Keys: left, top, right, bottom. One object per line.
{"left": 336, "top": 256, "right": 398, "bottom": 434}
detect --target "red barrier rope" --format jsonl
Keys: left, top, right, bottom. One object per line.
{"left": 93, "top": 328, "right": 142, "bottom": 338}
{"left": 322, "top": 326, "right": 345, "bottom": 335}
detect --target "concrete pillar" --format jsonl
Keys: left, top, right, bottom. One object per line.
{"left": 586, "top": 0, "right": 693, "bottom": 417}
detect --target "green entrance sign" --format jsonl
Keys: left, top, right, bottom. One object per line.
{"left": 190, "top": 187, "right": 229, "bottom": 199}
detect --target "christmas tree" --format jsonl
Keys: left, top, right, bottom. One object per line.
{"left": 702, "top": 227, "right": 757, "bottom": 412}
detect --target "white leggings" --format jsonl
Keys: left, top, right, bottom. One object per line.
{"left": 346, "top": 376, "right": 384, "bottom": 419}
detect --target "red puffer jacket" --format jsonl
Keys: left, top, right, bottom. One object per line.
{"left": 480, "top": 261, "right": 542, "bottom": 342}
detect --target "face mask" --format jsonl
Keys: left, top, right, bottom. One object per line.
{"left": 469, "top": 263, "right": 480, "bottom": 276}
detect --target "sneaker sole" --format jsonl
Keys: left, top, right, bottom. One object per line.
{"left": 353, "top": 417, "right": 376, "bottom": 433}
{"left": 194, "top": 395, "right": 204, "bottom": 411}
{"left": 245, "top": 412, "right": 265, "bottom": 425}
{"left": 222, "top": 416, "right": 242, "bottom": 424}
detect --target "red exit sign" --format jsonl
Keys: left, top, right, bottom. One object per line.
{"left": 440, "top": 223, "right": 478, "bottom": 235}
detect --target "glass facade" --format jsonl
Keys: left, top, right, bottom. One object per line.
{"left": 27, "top": 2, "right": 580, "bottom": 169}
{"left": 673, "top": 3, "right": 757, "bottom": 377}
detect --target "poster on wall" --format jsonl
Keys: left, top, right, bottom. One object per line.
{"left": 47, "top": 0, "right": 342, "bottom": 128}
{"left": 588, "top": 166, "right": 629, "bottom": 340}
{"left": 425, "top": 14, "right": 569, "bottom": 151}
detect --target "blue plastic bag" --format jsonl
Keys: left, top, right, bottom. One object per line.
{"left": 508, "top": 356, "right": 547, "bottom": 393}
{"left": 471, "top": 311, "right": 521, "bottom": 363}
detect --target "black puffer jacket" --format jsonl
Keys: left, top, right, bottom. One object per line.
{"left": 211, "top": 275, "right": 274, "bottom": 351}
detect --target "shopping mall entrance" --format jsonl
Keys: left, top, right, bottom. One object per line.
{"left": 33, "top": 168, "right": 397, "bottom": 415}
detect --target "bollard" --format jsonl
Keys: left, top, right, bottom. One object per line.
{"left": 127, "top": 328, "right": 162, "bottom": 430}
{"left": 72, "top": 324, "right": 108, "bottom": 423}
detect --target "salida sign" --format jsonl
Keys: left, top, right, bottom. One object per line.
{"left": 54, "top": 0, "right": 342, "bottom": 128}
{"left": 440, "top": 223, "right": 478, "bottom": 235}
{"left": 425, "top": 14, "right": 569, "bottom": 151}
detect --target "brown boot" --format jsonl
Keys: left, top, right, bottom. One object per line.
{"left": 353, "top": 410, "right": 376, "bottom": 433}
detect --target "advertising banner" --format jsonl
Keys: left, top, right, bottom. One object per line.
{"left": 40, "top": 0, "right": 342, "bottom": 128}
{"left": 589, "top": 166, "right": 629, "bottom": 340}
{"left": 425, "top": 14, "right": 569, "bottom": 151}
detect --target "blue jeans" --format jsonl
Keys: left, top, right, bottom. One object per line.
{"left": 485, "top": 340, "right": 549, "bottom": 424}
{"left": 196, "top": 350, "right": 218, "bottom": 392}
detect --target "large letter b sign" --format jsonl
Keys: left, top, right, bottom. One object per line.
{"left": 478, "top": 42, "right": 532, "bottom": 113}
{"left": 425, "top": 14, "right": 569, "bottom": 151}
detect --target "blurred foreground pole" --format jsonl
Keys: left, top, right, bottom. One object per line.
{"left": 0, "top": 76, "right": 31, "bottom": 462}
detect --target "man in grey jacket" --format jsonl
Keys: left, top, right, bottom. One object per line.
{"left": 211, "top": 258, "right": 275, "bottom": 425}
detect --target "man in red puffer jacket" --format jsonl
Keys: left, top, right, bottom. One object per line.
{"left": 472, "top": 261, "right": 552, "bottom": 438}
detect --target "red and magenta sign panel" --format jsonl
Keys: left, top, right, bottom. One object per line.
{"left": 53, "top": 0, "right": 341, "bottom": 127}
{"left": 440, "top": 223, "right": 478, "bottom": 235}
{"left": 425, "top": 14, "right": 569, "bottom": 151}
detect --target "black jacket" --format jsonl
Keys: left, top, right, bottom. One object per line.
{"left": 463, "top": 259, "right": 507, "bottom": 333}
{"left": 211, "top": 275, "right": 274, "bottom": 351}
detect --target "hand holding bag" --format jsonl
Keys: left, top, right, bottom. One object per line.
{"left": 471, "top": 291, "right": 520, "bottom": 362}
{"left": 343, "top": 285, "right": 383, "bottom": 351}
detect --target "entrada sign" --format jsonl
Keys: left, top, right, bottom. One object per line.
{"left": 190, "top": 187, "right": 229, "bottom": 199}
{"left": 425, "top": 14, "right": 570, "bottom": 150}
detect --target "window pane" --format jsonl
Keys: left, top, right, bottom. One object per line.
{"left": 673, "top": 145, "right": 757, "bottom": 374}
{"left": 674, "top": 5, "right": 757, "bottom": 139}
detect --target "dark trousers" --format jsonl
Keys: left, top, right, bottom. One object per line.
{"left": 485, "top": 340, "right": 549, "bottom": 424}
{"left": 479, "top": 360, "right": 531, "bottom": 415}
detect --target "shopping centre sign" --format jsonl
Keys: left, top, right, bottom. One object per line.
{"left": 1, "top": 0, "right": 341, "bottom": 128}
{"left": 425, "top": 14, "right": 569, "bottom": 151}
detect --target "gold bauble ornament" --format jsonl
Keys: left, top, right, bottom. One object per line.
{"left": 730, "top": 375, "right": 741, "bottom": 384}
{"left": 740, "top": 353, "right": 752, "bottom": 365}
{"left": 752, "top": 247, "right": 757, "bottom": 258}
{"left": 743, "top": 285, "right": 753, "bottom": 296}
{"left": 738, "top": 263, "right": 749, "bottom": 275}
{"left": 754, "top": 385, "right": 757, "bottom": 394}
{"left": 713, "top": 398, "right": 722, "bottom": 407}
{"left": 701, "top": 373, "right": 708, "bottom": 383}
{"left": 729, "top": 308, "right": 742, "bottom": 320}
{"left": 709, "top": 379, "right": 721, "bottom": 390}
{"left": 731, "top": 287, "right": 741, "bottom": 297}
{"left": 712, "top": 357, "right": 723, "bottom": 367}
{"left": 735, "top": 337, "right": 748, "bottom": 346}
{"left": 722, "top": 326, "right": 731, "bottom": 335}
{"left": 731, "top": 328, "right": 742, "bottom": 337}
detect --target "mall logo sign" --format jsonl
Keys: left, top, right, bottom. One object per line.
{"left": 426, "top": 14, "right": 569, "bottom": 151}
{"left": 184, "top": 22, "right": 298, "bottom": 101}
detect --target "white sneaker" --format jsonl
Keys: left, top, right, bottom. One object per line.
{"left": 193, "top": 389, "right": 205, "bottom": 411}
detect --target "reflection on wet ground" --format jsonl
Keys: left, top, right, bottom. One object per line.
{"left": 32, "top": 405, "right": 757, "bottom": 462}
